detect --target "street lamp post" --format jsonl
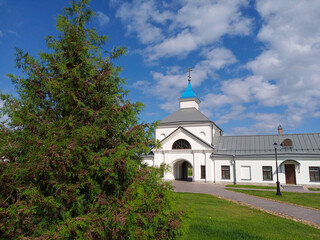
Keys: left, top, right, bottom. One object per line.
{"left": 273, "top": 142, "right": 282, "bottom": 196}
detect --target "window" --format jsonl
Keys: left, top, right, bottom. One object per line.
{"left": 309, "top": 167, "right": 320, "bottom": 182}
{"left": 282, "top": 138, "right": 293, "bottom": 149}
{"left": 241, "top": 166, "right": 251, "bottom": 180}
{"left": 201, "top": 166, "right": 206, "bottom": 179}
{"left": 172, "top": 139, "right": 191, "bottom": 149}
{"left": 282, "top": 138, "right": 293, "bottom": 147}
{"left": 221, "top": 166, "right": 230, "bottom": 180}
{"left": 263, "top": 166, "right": 273, "bottom": 181}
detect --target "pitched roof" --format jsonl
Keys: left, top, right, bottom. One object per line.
{"left": 213, "top": 133, "right": 320, "bottom": 156}
{"left": 160, "top": 108, "right": 211, "bottom": 125}
{"left": 160, "top": 126, "right": 214, "bottom": 150}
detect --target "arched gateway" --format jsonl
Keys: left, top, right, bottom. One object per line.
{"left": 173, "top": 160, "right": 192, "bottom": 181}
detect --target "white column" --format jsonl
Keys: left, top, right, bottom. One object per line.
{"left": 163, "top": 151, "right": 173, "bottom": 180}
{"left": 205, "top": 152, "right": 213, "bottom": 182}
{"left": 193, "top": 151, "right": 200, "bottom": 181}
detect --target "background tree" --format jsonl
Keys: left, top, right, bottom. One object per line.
{"left": 0, "top": 1, "right": 183, "bottom": 239}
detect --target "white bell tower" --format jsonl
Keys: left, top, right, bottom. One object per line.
{"left": 179, "top": 68, "right": 201, "bottom": 110}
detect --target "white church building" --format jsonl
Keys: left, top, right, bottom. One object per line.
{"left": 143, "top": 77, "right": 320, "bottom": 186}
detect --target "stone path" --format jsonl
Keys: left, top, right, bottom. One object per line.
{"left": 224, "top": 186, "right": 320, "bottom": 193}
{"left": 172, "top": 181, "right": 320, "bottom": 228}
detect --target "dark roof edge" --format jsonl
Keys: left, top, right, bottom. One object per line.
{"left": 159, "top": 120, "right": 223, "bottom": 132}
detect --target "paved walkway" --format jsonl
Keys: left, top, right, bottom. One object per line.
{"left": 172, "top": 181, "right": 320, "bottom": 228}
{"left": 224, "top": 186, "right": 320, "bottom": 193}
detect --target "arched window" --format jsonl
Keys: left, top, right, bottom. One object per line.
{"left": 172, "top": 139, "right": 191, "bottom": 149}
{"left": 282, "top": 138, "right": 293, "bottom": 147}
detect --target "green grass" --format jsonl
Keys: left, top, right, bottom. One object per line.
{"left": 225, "top": 184, "right": 276, "bottom": 189}
{"left": 226, "top": 189, "right": 320, "bottom": 210}
{"left": 309, "top": 188, "right": 320, "bottom": 191}
{"left": 176, "top": 192, "right": 320, "bottom": 240}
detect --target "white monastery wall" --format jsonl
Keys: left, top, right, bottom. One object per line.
{"left": 297, "top": 160, "right": 320, "bottom": 185}
{"left": 156, "top": 127, "right": 176, "bottom": 141}
{"left": 161, "top": 131, "right": 209, "bottom": 151}
{"left": 184, "top": 125, "right": 212, "bottom": 144}
{"left": 156, "top": 124, "right": 213, "bottom": 144}
{"left": 180, "top": 101, "right": 199, "bottom": 109}
{"left": 144, "top": 151, "right": 320, "bottom": 185}
{"left": 212, "top": 158, "right": 234, "bottom": 183}
{"left": 143, "top": 157, "right": 154, "bottom": 167}
{"left": 211, "top": 155, "right": 320, "bottom": 185}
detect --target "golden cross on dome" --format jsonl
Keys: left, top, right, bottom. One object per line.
{"left": 187, "top": 68, "right": 192, "bottom": 82}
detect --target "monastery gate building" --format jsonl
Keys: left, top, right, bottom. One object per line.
{"left": 143, "top": 78, "right": 320, "bottom": 186}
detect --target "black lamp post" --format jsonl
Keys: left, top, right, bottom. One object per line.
{"left": 273, "top": 142, "right": 282, "bottom": 196}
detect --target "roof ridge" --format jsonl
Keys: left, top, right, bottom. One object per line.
{"left": 220, "top": 133, "right": 320, "bottom": 137}
{"left": 160, "top": 108, "right": 210, "bottom": 122}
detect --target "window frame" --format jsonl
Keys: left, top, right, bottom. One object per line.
{"left": 309, "top": 167, "right": 320, "bottom": 182}
{"left": 201, "top": 165, "right": 206, "bottom": 179}
{"left": 221, "top": 165, "right": 230, "bottom": 180}
{"left": 172, "top": 139, "right": 191, "bottom": 150}
{"left": 240, "top": 166, "right": 251, "bottom": 180}
{"left": 262, "top": 166, "right": 273, "bottom": 181}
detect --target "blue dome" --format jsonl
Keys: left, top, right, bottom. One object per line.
{"left": 180, "top": 81, "right": 197, "bottom": 99}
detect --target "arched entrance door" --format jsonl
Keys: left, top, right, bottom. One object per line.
{"left": 280, "top": 160, "right": 300, "bottom": 185}
{"left": 173, "top": 160, "right": 192, "bottom": 181}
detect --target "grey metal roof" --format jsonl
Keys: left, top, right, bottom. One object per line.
{"left": 213, "top": 133, "right": 320, "bottom": 156}
{"left": 160, "top": 108, "right": 211, "bottom": 124}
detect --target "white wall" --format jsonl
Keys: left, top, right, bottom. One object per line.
{"left": 156, "top": 127, "right": 176, "bottom": 141}
{"left": 213, "top": 155, "right": 320, "bottom": 185}
{"left": 213, "top": 158, "right": 235, "bottom": 183}
{"left": 180, "top": 101, "right": 199, "bottom": 109}
{"left": 143, "top": 153, "right": 320, "bottom": 185}
{"left": 151, "top": 150, "right": 214, "bottom": 182}
{"left": 161, "top": 130, "right": 210, "bottom": 151}
{"left": 184, "top": 125, "right": 212, "bottom": 144}
{"left": 156, "top": 124, "right": 212, "bottom": 144}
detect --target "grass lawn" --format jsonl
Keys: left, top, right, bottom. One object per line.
{"left": 226, "top": 189, "right": 320, "bottom": 210}
{"left": 309, "top": 188, "right": 320, "bottom": 191}
{"left": 225, "top": 184, "right": 276, "bottom": 189}
{"left": 176, "top": 192, "right": 320, "bottom": 240}
{"left": 188, "top": 167, "right": 192, "bottom": 177}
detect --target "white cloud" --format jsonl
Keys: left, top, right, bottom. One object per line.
{"left": 116, "top": 0, "right": 173, "bottom": 44}
{"left": 147, "top": 0, "right": 251, "bottom": 61}
{"left": 116, "top": 0, "right": 252, "bottom": 60}
{"left": 199, "top": 0, "right": 320, "bottom": 134}
{"left": 7, "top": 30, "right": 18, "bottom": 36}
{"left": 244, "top": 0, "right": 320, "bottom": 131}
{"left": 201, "top": 75, "right": 280, "bottom": 111}
{"left": 149, "top": 47, "right": 237, "bottom": 112}
{"left": 118, "top": 0, "right": 320, "bottom": 134}
{"left": 230, "top": 112, "right": 283, "bottom": 135}
{"left": 96, "top": 11, "right": 110, "bottom": 27}
{"left": 216, "top": 105, "right": 246, "bottom": 124}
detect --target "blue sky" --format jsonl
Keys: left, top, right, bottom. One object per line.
{"left": 1, "top": 0, "right": 320, "bottom": 135}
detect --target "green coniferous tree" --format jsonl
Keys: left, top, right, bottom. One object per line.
{"left": 0, "top": 1, "right": 183, "bottom": 239}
